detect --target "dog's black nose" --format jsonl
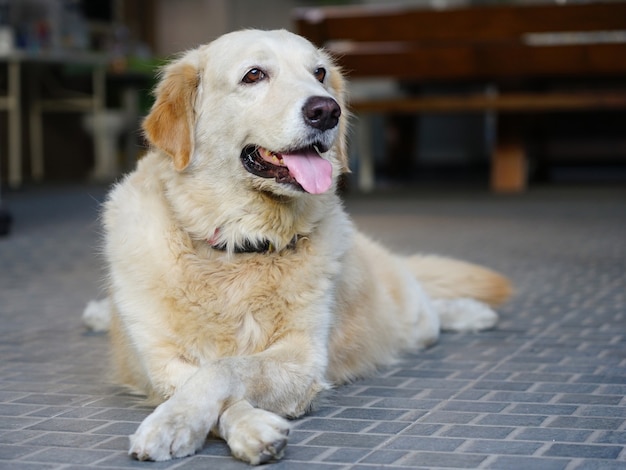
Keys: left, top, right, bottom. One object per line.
{"left": 302, "top": 96, "right": 341, "bottom": 131}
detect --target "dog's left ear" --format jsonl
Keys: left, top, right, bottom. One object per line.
{"left": 143, "top": 52, "right": 201, "bottom": 171}
{"left": 328, "top": 63, "right": 351, "bottom": 174}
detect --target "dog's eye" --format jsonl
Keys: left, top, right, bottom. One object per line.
{"left": 242, "top": 68, "right": 267, "bottom": 84}
{"left": 313, "top": 67, "right": 326, "bottom": 83}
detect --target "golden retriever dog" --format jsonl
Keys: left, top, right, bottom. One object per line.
{"left": 84, "top": 29, "right": 512, "bottom": 465}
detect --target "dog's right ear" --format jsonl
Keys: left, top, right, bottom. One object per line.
{"left": 143, "top": 53, "right": 201, "bottom": 171}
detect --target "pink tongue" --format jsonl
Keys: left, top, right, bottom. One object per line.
{"left": 281, "top": 149, "right": 333, "bottom": 194}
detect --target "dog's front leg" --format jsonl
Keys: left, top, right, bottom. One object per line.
{"left": 129, "top": 364, "right": 233, "bottom": 461}
{"left": 218, "top": 399, "right": 290, "bottom": 465}
{"left": 211, "top": 345, "right": 327, "bottom": 464}
{"left": 129, "top": 340, "right": 326, "bottom": 464}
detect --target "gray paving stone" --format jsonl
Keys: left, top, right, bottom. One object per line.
{"left": 0, "top": 417, "right": 45, "bottom": 431}
{"left": 323, "top": 447, "right": 371, "bottom": 463}
{"left": 369, "top": 397, "right": 441, "bottom": 410}
{"left": 22, "top": 447, "right": 111, "bottom": 465}
{"left": 454, "top": 389, "right": 489, "bottom": 400}
{"left": 571, "top": 461, "right": 626, "bottom": 470}
{"left": 365, "top": 421, "right": 411, "bottom": 435}
{"left": 84, "top": 409, "right": 151, "bottom": 422}
{"left": 271, "top": 462, "right": 343, "bottom": 470}
{"left": 285, "top": 430, "right": 317, "bottom": 445}
{"left": 25, "top": 418, "right": 108, "bottom": 433}
{"left": 359, "top": 449, "right": 408, "bottom": 465}
{"left": 576, "top": 375, "right": 626, "bottom": 385}
{"left": 441, "top": 424, "right": 514, "bottom": 439}
{"left": 534, "top": 383, "right": 599, "bottom": 394}
{"left": 544, "top": 443, "right": 623, "bottom": 459}
{"left": 24, "top": 433, "right": 108, "bottom": 449}
{"left": 488, "top": 391, "right": 556, "bottom": 403}
{"left": 578, "top": 406, "right": 626, "bottom": 418}
{"left": 0, "top": 430, "right": 42, "bottom": 445}
{"left": 599, "top": 385, "right": 626, "bottom": 395}
{"left": 306, "top": 432, "right": 388, "bottom": 448}
{"left": 488, "top": 455, "right": 569, "bottom": 470}
{"left": 330, "top": 396, "right": 376, "bottom": 408}
{"left": 472, "top": 380, "right": 533, "bottom": 391}
{"left": 440, "top": 400, "right": 509, "bottom": 413}
{"left": 514, "top": 427, "right": 593, "bottom": 443}
{"left": 420, "top": 388, "right": 458, "bottom": 399}
{"left": 557, "top": 394, "right": 623, "bottom": 405}
{"left": 400, "top": 451, "right": 487, "bottom": 468}
{"left": 512, "top": 372, "right": 575, "bottom": 383}
{"left": 462, "top": 439, "right": 543, "bottom": 455}
{"left": 385, "top": 436, "right": 464, "bottom": 452}
{"left": 282, "top": 445, "right": 332, "bottom": 461}
{"left": 402, "top": 423, "right": 444, "bottom": 436}
{"left": 296, "top": 418, "right": 373, "bottom": 433}
{"left": 0, "top": 444, "right": 40, "bottom": 460}
{"left": 331, "top": 408, "right": 407, "bottom": 421}
{"left": 13, "top": 395, "right": 84, "bottom": 406}
{"left": 420, "top": 411, "right": 480, "bottom": 424}
{"left": 90, "top": 422, "right": 139, "bottom": 436}
{"left": 25, "top": 407, "right": 93, "bottom": 419}
{"left": 394, "top": 377, "right": 471, "bottom": 390}
{"left": 547, "top": 417, "right": 624, "bottom": 430}
{"left": 592, "top": 431, "right": 626, "bottom": 445}
{"left": 0, "top": 464, "right": 58, "bottom": 470}
{"left": 0, "top": 404, "right": 43, "bottom": 417}
{"left": 94, "top": 452, "right": 191, "bottom": 468}
{"left": 93, "top": 436, "right": 128, "bottom": 451}
{"left": 356, "top": 387, "right": 418, "bottom": 398}
{"left": 507, "top": 403, "right": 579, "bottom": 416}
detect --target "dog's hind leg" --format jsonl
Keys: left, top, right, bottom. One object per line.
{"left": 82, "top": 297, "right": 112, "bottom": 332}
{"left": 405, "top": 254, "right": 511, "bottom": 332}
{"left": 432, "top": 298, "right": 499, "bottom": 332}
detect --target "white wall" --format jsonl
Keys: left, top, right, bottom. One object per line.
{"left": 154, "top": 0, "right": 455, "bottom": 56}
{"left": 155, "top": 0, "right": 294, "bottom": 56}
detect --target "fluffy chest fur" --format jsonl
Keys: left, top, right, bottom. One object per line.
{"left": 104, "top": 154, "right": 350, "bottom": 364}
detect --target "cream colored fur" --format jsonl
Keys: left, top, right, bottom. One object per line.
{"left": 85, "top": 29, "right": 512, "bottom": 465}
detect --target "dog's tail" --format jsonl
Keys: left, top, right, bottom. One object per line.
{"left": 405, "top": 255, "right": 513, "bottom": 307}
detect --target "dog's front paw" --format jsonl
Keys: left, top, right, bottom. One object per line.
{"left": 226, "top": 408, "right": 290, "bottom": 465}
{"left": 129, "top": 401, "right": 210, "bottom": 461}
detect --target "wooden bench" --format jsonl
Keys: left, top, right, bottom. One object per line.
{"left": 294, "top": 2, "right": 626, "bottom": 192}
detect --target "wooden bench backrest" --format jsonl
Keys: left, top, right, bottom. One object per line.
{"left": 294, "top": 3, "right": 626, "bottom": 81}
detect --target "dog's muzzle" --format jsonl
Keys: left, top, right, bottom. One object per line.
{"left": 240, "top": 96, "right": 340, "bottom": 194}
{"left": 240, "top": 145, "right": 333, "bottom": 194}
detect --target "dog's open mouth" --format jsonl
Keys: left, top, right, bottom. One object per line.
{"left": 240, "top": 145, "right": 332, "bottom": 194}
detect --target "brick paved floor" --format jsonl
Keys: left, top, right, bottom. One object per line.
{"left": 1, "top": 184, "right": 625, "bottom": 469}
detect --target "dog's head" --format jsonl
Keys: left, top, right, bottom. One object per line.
{"left": 143, "top": 29, "right": 349, "bottom": 197}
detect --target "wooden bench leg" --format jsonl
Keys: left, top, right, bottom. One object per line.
{"left": 491, "top": 117, "right": 527, "bottom": 193}
{"left": 356, "top": 114, "right": 375, "bottom": 192}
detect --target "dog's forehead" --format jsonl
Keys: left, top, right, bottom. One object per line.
{"left": 210, "top": 29, "right": 322, "bottom": 66}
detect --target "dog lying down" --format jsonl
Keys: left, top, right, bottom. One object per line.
{"left": 83, "top": 29, "right": 512, "bottom": 465}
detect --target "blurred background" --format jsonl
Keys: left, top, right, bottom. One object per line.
{"left": 0, "top": 0, "right": 625, "bottom": 196}
{"left": 0, "top": 6, "right": 625, "bottom": 467}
